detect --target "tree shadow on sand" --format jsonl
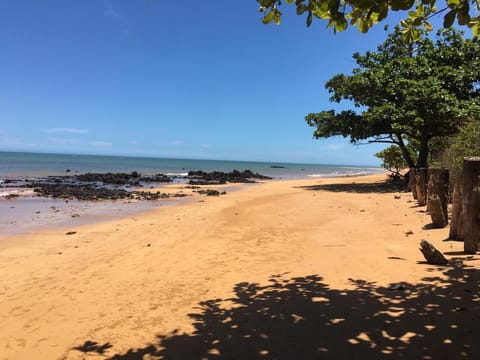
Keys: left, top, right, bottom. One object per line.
{"left": 297, "top": 179, "right": 407, "bottom": 194}
{"left": 74, "top": 260, "right": 480, "bottom": 359}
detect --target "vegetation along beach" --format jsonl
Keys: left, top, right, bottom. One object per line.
{"left": 1, "top": 1, "right": 480, "bottom": 359}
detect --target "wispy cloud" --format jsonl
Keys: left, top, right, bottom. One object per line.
{"left": 170, "top": 140, "right": 184, "bottom": 146}
{"left": 103, "top": 1, "right": 130, "bottom": 36}
{"left": 0, "top": 131, "right": 36, "bottom": 149}
{"left": 90, "top": 141, "right": 113, "bottom": 147}
{"left": 44, "top": 128, "right": 88, "bottom": 134}
{"left": 200, "top": 144, "right": 210, "bottom": 148}
{"left": 48, "top": 137, "right": 81, "bottom": 145}
{"left": 104, "top": 0, "right": 122, "bottom": 20}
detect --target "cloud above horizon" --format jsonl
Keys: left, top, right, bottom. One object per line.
{"left": 48, "top": 137, "right": 81, "bottom": 145}
{"left": 44, "top": 128, "right": 88, "bottom": 134}
{"left": 0, "top": 131, "right": 36, "bottom": 149}
{"left": 90, "top": 141, "right": 113, "bottom": 147}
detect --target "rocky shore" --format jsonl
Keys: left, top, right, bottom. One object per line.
{"left": 0, "top": 170, "right": 271, "bottom": 201}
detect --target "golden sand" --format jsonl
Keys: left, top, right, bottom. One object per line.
{"left": 1, "top": 174, "right": 478, "bottom": 359}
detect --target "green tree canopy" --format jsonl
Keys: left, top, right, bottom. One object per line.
{"left": 439, "top": 119, "right": 480, "bottom": 179}
{"left": 375, "top": 145, "right": 414, "bottom": 177}
{"left": 305, "top": 27, "right": 480, "bottom": 168}
{"left": 257, "top": 0, "right": 480, "bottom": 40}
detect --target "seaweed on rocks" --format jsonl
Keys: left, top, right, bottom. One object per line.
{"left": 187, "top": 170, "right": 271, "bottom": 185}
{"left": 76, "top": 172, "right": 172, "bottom": 185}
{"left": 31, "top": 183, "right": 186, "bottom": 201}
{"left": 33, "top": 183, "right": 133, "bottom": 200}
{"left": 2, "top": 169, "right": 270, "bottom": 201}
{"left": 196, "top": 189, "right": 227, "bottom": 196}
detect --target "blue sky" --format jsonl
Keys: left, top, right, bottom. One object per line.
{"left": 0, "top": 1, "right": 409, "bottom": 166}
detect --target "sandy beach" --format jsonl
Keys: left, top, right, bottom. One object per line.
{"left": 1, "top": 174, "right": 479, "bottom": 359}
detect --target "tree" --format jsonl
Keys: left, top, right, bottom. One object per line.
{"left": 439, "top": 119, "right": 480, "bottom": 178}
{"left": 375, "top": 145, "right": 414, "bottom": 177}
{"left": 257, "top": 0, "right": 480, "bottom": 40}
{"left": 305, "top": 27, "right": 480, "bottom": 169}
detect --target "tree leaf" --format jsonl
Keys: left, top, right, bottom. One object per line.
{"left": 296, "top": 3, "right": 308, "bottom": 15}
{"left": 306, "top": 11, "right": 313, "bottom": 27}
{"left": 443, "top": 10, "right": 457, "bottom": 28}
{"left": 262, "top": 10, "right": 275, "bottom": 24}
{"left": 335, "top": 16, "right": 348, "bottom": 32}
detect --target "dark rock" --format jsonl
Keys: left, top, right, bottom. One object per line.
{"left": 33, "top": 183, "right": 134, "bottom": 200}
{"left": 66, "top": 231, "right": 77, "bottom": 235}
{"left": 419, "top": 239, "right": 448, "bottom": 265}
{"left": 77, "top": 172, "right": 136, "bottom": 185}
{"left": 139, "top": 173, "right": 172, "bottom": 183}
{"left": 196, "top": 189, "right": 226, "bottom": 196}
{"left": 187, "top": 169, "right": 271, "bottom": 185}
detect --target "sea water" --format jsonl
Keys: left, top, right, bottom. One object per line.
{"left": 0, "top": 151, "right": 383, "bottom": 179}
{"left": 0, "top": 151, "right": 384, "bottom": 237}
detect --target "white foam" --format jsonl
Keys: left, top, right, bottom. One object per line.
{"left": 0, "top": 189, "right": 35, "bottom": 197}
{"left": 165, "top": 172, "right": 188, "bottom": 177}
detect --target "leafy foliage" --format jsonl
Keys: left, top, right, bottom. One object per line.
{"left": 439, "top": 120, "right": 480, "bottom": 179}
{"left": 305, "top": 28, "right": 480, "bottom": 168}
{"left": 257, "top": 0, "right": 480, "bottom": 40}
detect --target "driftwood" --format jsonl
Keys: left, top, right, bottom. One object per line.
{"left": 462, "top": 157, "right": 480, "bottom": 254}
{"left": 415, "top": 168, "right": 428, "bottom": 206}
{"left": 449, "top": 182, "right": 464, "bottom": 240}
{"left": 427, "top": 168, "right": 449, "bottom": 228}
{"left": 419, "top": 240, "right": 448, "bottom": 265}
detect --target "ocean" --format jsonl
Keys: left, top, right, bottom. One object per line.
{"left": 0, "top": 151, "right": 383, "bottom": 179}
{"left": 0, "top": 151, "right": 384, "bottom": 237}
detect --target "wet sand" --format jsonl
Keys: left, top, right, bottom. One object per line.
{"left": 1, "top": 174, "right": 479, "bottom": 359}
{"left": 0, "top": 190, "right": 191, "bottom": 240}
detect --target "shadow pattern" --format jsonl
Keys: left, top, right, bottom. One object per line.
{"left": 73, "top": 340, "right": 112, "bottom": 355}
{"left": 298, "top": 180, "right": 407, "bottom": 194}
{"left": 75, "top": 264, "right": 480, "bottom": 360}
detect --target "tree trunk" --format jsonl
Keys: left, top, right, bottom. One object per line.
{"left": 415, "top": 168, "right": 428, "bottom": 206}
{"left": 463, "top": 157, "right": 480, "bottom": 254}
{"left": 427, "top": 168, "right": 449, "bottom": 228}
{"left": 416, "top": 136, "right": 429, "bottom": 169}
{"left": 449, "top": 181, "right": 464, "bottom": 240}
{"left": 396, "top": 134, "right": 415, "bottom": 169}
{"left": 409, "top": 168, "right": 418, "bottom": 199}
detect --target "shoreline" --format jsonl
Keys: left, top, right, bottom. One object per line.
{"left": 0, "top": 180, "right": 251, "bottom": 241}
{"left": 1, "top": 173, "right": 479, "bottom": 359}
{"left": 0, "top": 171, "right": 385, "bottom": 241}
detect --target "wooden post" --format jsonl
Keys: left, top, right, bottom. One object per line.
{"left": 410, "top": 168, "right": 418, "bottom": 199}
{"left": 427, "top": 168, "right": 449, "bottom": 228}
{"left": 463, "top": 157, "right": 480, "bottom": 254}
{"left": 415, "top": 168, "right": 427, "bottom": 206}
{"left": 449, "top": 182, "right": 464, "bottom": 240}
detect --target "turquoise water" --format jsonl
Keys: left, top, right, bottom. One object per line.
{"left": 0, "top": 151, "right": 383, "bottom": 179}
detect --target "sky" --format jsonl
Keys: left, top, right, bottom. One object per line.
{"left": 0, "top": 1, "right": 410, "bottom": 166}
